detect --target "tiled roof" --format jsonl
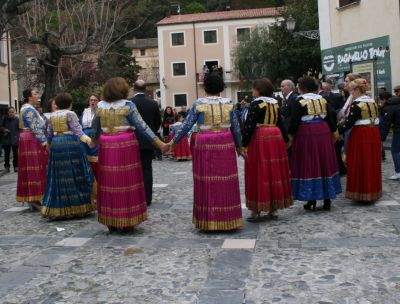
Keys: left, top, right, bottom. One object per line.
{"left": 157, "top": 7, "right": 282, "bottom": 26}
{"left": 125, "top": 38, "right": 158, "bottom": 49}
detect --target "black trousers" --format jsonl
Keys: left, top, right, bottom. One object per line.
{"left": 140, "top": 149, "right": 154, "bottom": 205}
{"left": 3, "top": 145, "right": 18, "bottom": 169}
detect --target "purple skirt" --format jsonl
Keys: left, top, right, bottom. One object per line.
{"left": 290, "top": 121, "right": 342, "bottom": 201}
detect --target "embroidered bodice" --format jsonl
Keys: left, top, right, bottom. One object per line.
{"left": 339, "top": 96, "right": 379, "bottom": 133}
{"left": 48, "top": 110, "right": 90, "bottom": 144}
{"left": 91, "top": 100, "right": 163, "bottom": 148}
{"left": 288, "top": 93, "right": 337, "bottom": 136}
{"left": 172, "top": 97, "right": 242, "bottom": 148}
{"left": 19, "top": 103, "right": 47, "bottom": 144}
{"left": 242, "top": 97, "right": 288, "bottom": 147}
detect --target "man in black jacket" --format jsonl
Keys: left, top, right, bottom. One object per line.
{"left": 381, "top": 85, "right": 400, "bottom": 180}
{"left": 0, "top": 107, "right": 19, "bottom": 173}
{"left": 131, "top": 80, "right": 162, "bottom": 206}
{"left": 280, "top": 79, "right": 298, "bottom": 132}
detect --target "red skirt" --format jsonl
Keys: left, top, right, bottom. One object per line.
{"left": 16, "top": 131, "right": 48, "bottom": 202}
{"left": 245, "top": 127, "right": 292, "bottom": 212}
{"left": 97, "top": 131, "right": 147, "bottom": 228}
{"left": 346, "top": 126, "right": 382, "bottom": 202}
{"left": 173, "top": 138, "right": 192, "bottom": 160}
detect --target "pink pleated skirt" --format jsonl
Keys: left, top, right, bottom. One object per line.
{"left": 97, "top": 131, "right": 147, "bottom": 228}
{"left": 16, "top": 130, "right": 48, "bottom": 202}
{"left": 192, "top": 130, "right": 242, "bottom": 231}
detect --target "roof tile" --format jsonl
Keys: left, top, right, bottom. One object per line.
{"left": 157, "top": 7, "right": 282, "bottom": 26}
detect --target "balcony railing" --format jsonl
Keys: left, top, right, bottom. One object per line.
{"left": 196, "top": 68, "right": 239, "bottom": 84}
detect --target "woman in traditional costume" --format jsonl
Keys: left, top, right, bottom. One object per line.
{"left": 166, "top": 73, "right": 243, "bottom": 231}
{"left": 16, "top": 89, "right": 49, "bottom": 211}
{"left": 170, "top": 114, "right": 192, "bottom": 161}
{"left": 81, "top": 95, "right": 99, "bottom": 178}
{"left": 91, "top": 77, "right": 166, "bottom": 233}
{"left": 242, "top": 78, "right": 292, "bottom": 221}
{"left": 288, "top": 77, "right": 342, "bottom": 211}
{"left": 42, "top": 93, "right": 95, "bottom": 219}
{"left": 339, "top": 78, "right": 382, "bottom": 202}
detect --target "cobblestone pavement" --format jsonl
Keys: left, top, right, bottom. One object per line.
{"left": 1, "top": 148, "right": 400, "bottom": 304}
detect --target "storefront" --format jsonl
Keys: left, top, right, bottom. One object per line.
{"left": 321, "top": 36, "right": 391, "bottom": 98}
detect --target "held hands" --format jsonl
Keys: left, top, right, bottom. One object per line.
{"left": 161, "top": 142, "right": 172, "bottom": 154}
{"left": 88, "top": 141, "right": 96, "bottom": 149}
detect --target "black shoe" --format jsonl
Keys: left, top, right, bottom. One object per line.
{"left": 147, "top": 201, "right": 152, "bottom": 207}
{"left": 4, "top": 168, "right": 10, "bottom": 173}
{"left": 323, "top": 199, "right": 331, "bottom": 211}
{"left": 13, "top": 167, "right": 18, "bottom": 173}
{"left": 304, "top": 201, "right": 317, "bottom": 211}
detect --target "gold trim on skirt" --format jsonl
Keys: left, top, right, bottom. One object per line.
{"left": 98, "top": 212, "right": 148, "bottom": 227}
{"left": 345, "top": 191, "right": 382, "bottom": 202}
{"left": 16, "top": 195, "right": 43, "bottom": 203}
{"left": 41, "top": 202, "right": 95, "bottom": 218}
{"left": 192, "top": 216, "right": 243, "bottom": 231}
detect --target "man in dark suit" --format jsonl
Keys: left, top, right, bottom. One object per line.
{"left": 131, "top": 80, "right": 162, "bottom": 206}
{"left": 321, "top": 81, "right": 347, "bottom": 175}
{"left": 280, "top": 79, "right": 298, "bottom": 132}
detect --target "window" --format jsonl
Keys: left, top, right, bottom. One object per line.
{"left": 203, "top": 30, "right": 218, "bottom": 44}
{"left": 338, "top": 0, "right": 360, "bottom": 7}
{"left": 140, "top": 49, "right": 146, "bottom": 56}
{"left": 172, "top": 62, "right": 186, "bottom": 77}
{"left": 0, "top": 40, "right": 5, "bottom": 64}
{"left": 236, "top": 28, "right": 251, "bottom": 42}
{"left": 174, "top": 93, "right": 188, "bottom": 107}
{"left": 171, "top": 32, "right": 185, "bottom": 46}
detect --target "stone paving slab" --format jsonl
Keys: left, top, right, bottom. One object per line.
{"left": 0, "top": 154, "right": 400, "bottom": 303}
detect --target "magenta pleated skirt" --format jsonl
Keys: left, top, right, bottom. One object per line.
{"left": 192, "top": 130, "right": 242, "bottom": 231}
{"left": 97, "top": 131, "right": 147, "bottom": 228}
{"left": 16, "top": 130, "right": 48, "bottom": 203}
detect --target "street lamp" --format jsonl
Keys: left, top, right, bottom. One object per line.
{"left": 286, "top": 15, "right": 320, "bottom": 40}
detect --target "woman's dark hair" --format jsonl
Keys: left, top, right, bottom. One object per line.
{"left": 297, "top": 76, "right": 318, "bottom": 93}
{"left": 164, "top": 106, "right": 174, "bottom": 118}
{"left": 102, "top": 77, "right": 129, "bottom": 102}
{"left": 252, "top": 78, "right": 274, "bottom": 97}
{"left": 176, "top": 114, "right": 184, "bottom": 121}
{"left": 203, "top": 72, "right": 225, "bottom": 95}
{"left": 22, "top": 89, "right": 33, "bottom": 104}
{"left": 55, "top": 93, "right": 73, "bottom": 110}
{"left": 46, "top": 95, "right": 57, "bottom": 112}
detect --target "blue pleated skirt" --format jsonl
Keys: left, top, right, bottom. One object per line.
{"left": 42, "top": 134, "right": 95, "bottom": 218}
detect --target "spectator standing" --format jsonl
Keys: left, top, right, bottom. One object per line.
{"left": 280, "top": 79, "right": 298, "bottom": 131}
{"left": 130, "top": 80, "right": 162, "bottom": 206}
{"left": 380, "top": 85, "right": 400, "bottom": 179}
{"left": 1, "top": 107, "right": 19, "bottom": 173}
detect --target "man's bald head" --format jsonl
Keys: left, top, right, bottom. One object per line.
{"left": 134, "top": 80, "right": 147, "bottom": 92}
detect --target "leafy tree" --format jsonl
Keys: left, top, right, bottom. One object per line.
{"left": 184, "top": 1, "right": 207, "bottom": 13}
{"left": 233, "top": 0, "right": 320, "bottom": 87}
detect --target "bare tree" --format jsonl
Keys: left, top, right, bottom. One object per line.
{"left": 0, "top": 0, "right": 32, "bottom": 35}
{"left": 16, "top": 0, "right": 145, "bottom": 102}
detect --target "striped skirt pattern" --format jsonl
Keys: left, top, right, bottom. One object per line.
{"left": 97, "top": 131, "right": 147, "bottom": 228}
{"left": 16, "top": 130, "right": 48, "bottom": 202}
{"left": 42, "top": 135, "right": 95, "bottom": 218}
{"left": 192, "top": 130, "right": 242, "bottom": 231}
